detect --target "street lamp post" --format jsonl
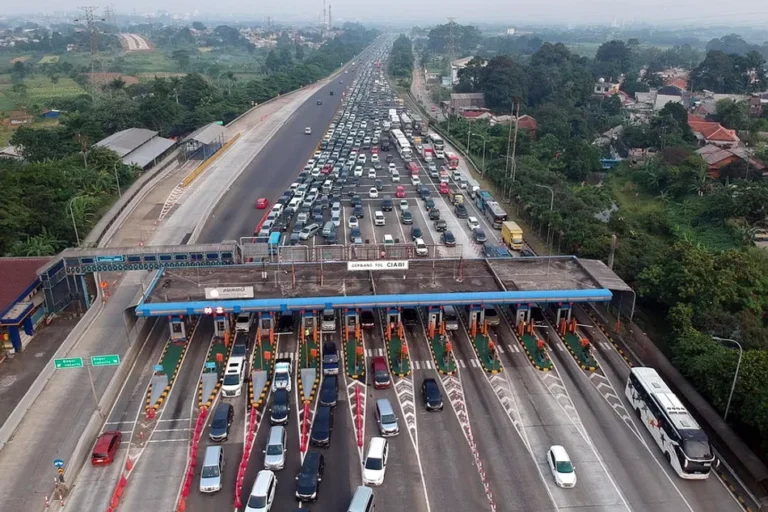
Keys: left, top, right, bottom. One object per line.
{"left": 712, "top": 336, "right": 742, "bottom": 422}
{"left": 68, "top": 197, "right": 81, "bottom": 246}
{"left": 112, "top": 161, "right": 122, "bottom": 198}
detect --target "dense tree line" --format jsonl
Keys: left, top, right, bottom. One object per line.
{"left": 1, "top": 24, "right": 378, "bottom": 256}
{"left": 434, "top": 38, "right": 768, "bottom": 450}
{"left": 426, "top": 22, "right": 481, "bottom": 55}
{"left": 388, "top": 35, "right": 414, "bottom": 80}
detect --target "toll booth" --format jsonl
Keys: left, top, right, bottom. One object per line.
{"left": 554, "top": 303, "right": 573, "bottom": 334}
{"left": 344, "top": 309, "right": 359, "bottom": 334}
{"left": 427, "top": 306, "right": 443, "bottom": 339}
{"left": 467, "top": 305, "right": 485, "bottom": 337}
{"left": 385, "top": 308, "right": 401, "bottom": 340}
{"left": 510, "top": 304, "right": 534, "bottom": 337}
{"left": 258, "top": 312, "right": 274, "bottom": 340}
{"left": 301, "top": 310, "right": 317, "bottom": 342}
{"left": 169, "top": 316, "right": 187, "bottom": 342}
{"left": 213, "top": 314, "right": 229, "bottom": 338}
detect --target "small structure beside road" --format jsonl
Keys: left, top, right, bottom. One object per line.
{"left": 0, "top": 257, "right": 52, "bottom": 353}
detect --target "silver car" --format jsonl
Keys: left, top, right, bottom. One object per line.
{"left": 263, "top": 426, "right": 287, "bottom": 470}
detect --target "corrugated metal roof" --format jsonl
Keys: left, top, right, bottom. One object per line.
{"left": 183, "top": 123, "right": 226, "bottom": 145}
{"left": 0, "top": 257, "right": 52, "bottom": 314}
{"left": 122, "top": 136, "right": 175, "bottom": 168}
{"left": 577, "top": 259, "right": 632, "bottom": 292}
{"left": 95, "top": 128, "right": 158, "bottom": 157}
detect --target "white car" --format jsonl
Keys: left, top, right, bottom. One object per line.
{"left": 411, "top": 175, "right": 421, "bottom": 186}
{"left": 399, "top": 199, "right": 409, "bottom": 211}
{"left": 354, "top": 166, "right": 364, "bottom": 177}
{"left": 368, "top": 168, "right": 376, "bottom": 179}
{"left": 467, "top": 216, "right": 480, "bottom": 230}
{"left": 388, "top": 163, "right": 396, "bottom": 172}
{"left": 305, "top": 127, "right": 312, "bottom": 135}
{"left": 547, "top": 445, "right": 577, "bottom": 488}
{"left": 348, "top": 215, "right": 359, "bottom": 229}
{"left": 369, "top": 188, "right": 379, "bottom": 198}
{"left": 371, "top": 154, "right": 379, "bottom": 163}
{"left": 391, "top": 170, "right": 400, "bottom": 182}
{"left": 362, "top": 437, "right": 388, "bottom": 486}
{"left": 414, "top": 238, "right": 428, "bottom": 256}
{"left": 358, "top": 154, "right": 367, "bottom": 164}
{"left": 311, "top": 168, "right": 321, "bottom": 177}
{"left": 374, "top": 211, "right": 385, "bottom": 226}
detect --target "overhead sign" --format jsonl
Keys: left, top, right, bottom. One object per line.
{"left": 54, "top": 357, "right": 83, "bottom": 369}
{"left": 347, "top": 260, "right": 409, "bottom": 271}
{"left": 91, "top": 354, "right": 120, "bottom": 367}
{"left": 204, "top": 286, "right": 254, "bottom": 300}
{"left": 96, "top": 255, "right": 124, "bottom": 263}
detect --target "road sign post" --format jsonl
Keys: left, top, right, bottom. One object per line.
{"left": 53, "top": 459, "right": 64, "bottom": 469}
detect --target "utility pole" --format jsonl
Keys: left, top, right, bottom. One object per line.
{"left": 328, "top": 4, "right": 332, "bottom": 30}
{"left": 75, "top": 6, "right": 105, "bottom": 92}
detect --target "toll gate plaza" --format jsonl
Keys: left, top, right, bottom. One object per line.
{"left": 135, "top": 256, "right": 622, "bottom": 317}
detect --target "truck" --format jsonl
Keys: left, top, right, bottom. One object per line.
{"left": 448, "top": 187, "right": 464, "bottom": 206}
{"left": 501, "top": 221, "right": 524, "bottom": 251}
{"left": 475, "top": 190, "right": 494, "bottom": 211}
{"left": 422, "top": 145, "right": 434, "bottom": 162}
{"left": 272, "top": 358, "right": 293, "bottom": 392}
{"left": 466, "top": 178, "right": 481, "bottom": 199}
{"left": 483, "top": 242, "right": 513, "bottom": 258}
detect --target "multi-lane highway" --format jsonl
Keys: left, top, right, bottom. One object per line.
{"left": 54, "top": 33, "right": 747, "bottom": 512}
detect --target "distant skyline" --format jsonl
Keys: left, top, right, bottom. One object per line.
{"left": 3, "top": 0, "right": 768, "bottom": 27}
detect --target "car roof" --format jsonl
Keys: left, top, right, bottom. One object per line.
{"left": 550, "top": 445, "right": 570, "bottom": 460}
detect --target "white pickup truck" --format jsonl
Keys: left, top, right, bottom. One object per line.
{"left": 272, "top": 358, "right": 293, "bottom": 392}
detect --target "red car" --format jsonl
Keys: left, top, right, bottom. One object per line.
{"left": 439, "top": 182, "right": 450, "bottom": 195}
{"left": 395, "top": 186, "right": 406, "bottom": 198}
{"left": 371, "top": 146, "right": 379, "bottom": 154}
{"left": 371, "top": 356, "right": 391, "bottom": 389}
{"left": 91, "top": 431, "right": 122, "bottom": 466}
{"left": 255, "top": 198, "right": 269, "bottom": 209}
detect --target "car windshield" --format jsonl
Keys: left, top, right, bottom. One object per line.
{"left": 266, "top": 444, "right": 283, "bottom": 455}
{"left": 276, "top": 373, "right": 288, "bottom": 383}
{"left": 376, "top": 369, "right": 389, "bottom": 380}
{"left": 223, "top": 374, "right": 239, "bottom": 386}
{"left": 683, "top": 439, "right": 712, "bottom": 459}
{"left": 365, "top": 457, "right": 383, "bottom": 470}
{"left": 212, "top": 418, "right": 226, "bottom": 429}
{"left": 381, "top": 413, "right": 396, "bottom": 424}
{"left": 247, "top": 495, "right": 267, "bottom": 508}
{"left": 202, "top": 465, "right": 220, "bottom": 478}
{"left": 556, "top": 460, "right": 574, "bottom": 473}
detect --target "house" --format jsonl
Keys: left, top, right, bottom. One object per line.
{"left": 0, "top": 145, "right": 22, "bottom": 160}
{"left": 41, "top": 109, "right": 61, "bottom": 119}
{"left": 695, "top": 144, "right": 766, "bottom": 178}
{"left": 749, "top": 93, "right": 768, "bottom": 116}
{"left": 605, "top": 89, "right": 633, "bottom": 105}
{"left": 449, "top": 93, "right": 485, "bottom": 114}
{"left": 594, "top": 78, "right": 620, "bottom": 95}
{"left": 688, "top": 115, "right": 740, "bottom": 148}
{"left": 451, "top": 56, "right": 483, "bottom": 84}
{"left": 0, "top": 257, "right": 53, "bottom": 353}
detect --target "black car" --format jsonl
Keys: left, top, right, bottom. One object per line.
{"left": 521, "top": 248, "right": 536, "bottom": 257}
{"left": 455, "top": 204, "right": 468, "bottom": 219}
{"left": 401, "top": 210, "right": 413, "bottom": 225}
{"left": 374, "top": 179, "right": 383, "bottom": 190}
{"left": 360, "top": 308, "right": 375, "bottom": 329}
{"left": 402, "top": 307, "right": 419, "bottom": 326}
{"left": 270, "top": 388, "right": 290, "bottom": 425}
{"left": 351, "top": 195, "right": 362, "bottom": 207}
{"left": 353, "top": 204, "right": 364, "bottom": 219}
{"left": 231, "top": 339, "right": 249, "bottom": 358}
{"left": 310, "top": 405, "right": 334, "bottom": 447}
{"left": 441, "top": 231, "right": 456, "bottom": 247}
{"left": 424, "top": 198, "right": 435, "bottom": 211}
{"left": 317, "top": 99, "right": 323, "bottom": 105}
{"left": 473, "top": 227, "right": 487, "bottom": 244}
{"left": 434, "top": 219, "right": 448, "bottom": 232}
{"left": 319, "top": 375, "right": 339, "bottom": 407}
{"left": 326, "top": 231, "right": 338, "bottom": 245}
{"left": 349, "top": 227, "right": 362, "bottom": 242}
{"left": 381, "top": 196, "right": 393, "bottom": 211}
{"left": 289, "top": 232, "right": 300, "bottom": 245}
{"left": 419, "top": 186, "right": 431, "bottom": 200}
{"left": 292, "top": 221, "right": 306, "bottom": 234}
{"left": 429, "top": 209, "right": 441, "bottom": 220}
{"left": 295, "top": 451, "right": 325, "bottom": 502}
{"left": 422, "top": 378, "right": 444, "bottom": 411}
{"left": 277, "top": 312, "right": 295, "bottom": 333}
{"left": 410, "top": 226, "right": 423, "bottom": 241}
{"left": 209, "top": 403, "right": 234, "bottom": 441}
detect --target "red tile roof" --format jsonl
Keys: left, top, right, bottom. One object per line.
{"left": 517, "top": 115, "right": 538, "bottom": 131}
{"left": 667, "top": 78, "right": 688, "bottom": 90}
{"left": 687, "top": 115, "right": 739, "bottom": 142}
{"left": 0, "top": 257, "right": 51, "bottom": 313}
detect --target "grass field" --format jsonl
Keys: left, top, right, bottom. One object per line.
{"left": 38, "top": 55, "right": 59, "bottom": 64}
{"left": 0, "top": 73, "right": 85, "bottom": 113}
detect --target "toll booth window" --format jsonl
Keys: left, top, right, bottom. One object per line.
{"left": 174, "top": 254, "right": 187, "bottom": 261}
{"left": 127, "top": 256, "right": 141, "bottom": 263}
{"left": 191, "top": 253, "right": 203, "bottom": 261}
{"left": 144, "top": 255, "right": 156, "bottom": 262}
{"left": 205, "top": 253, "right": 218, "bottom": 260}
{"left": 159, "top": 254, "right": 172, "bottom": 261}
{"left": 81, "top": 257, "right": 94, "bottom": 264}
{"left": 171, "top": 322, "right": 183, "bottom": 334}
{"left": 221, "top": 252, "right": 233, "bottom": 260}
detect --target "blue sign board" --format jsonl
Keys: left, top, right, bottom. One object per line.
{"left": 96, "top": 255, "right": 124, "bottom": 263}
{"left": 53, "top": 459, "right": 65, "bottom": 468}
{"left": 205, "top": 362, "right": 216, "bottom": 369}
{"left": 153, "top": 364, "right": 164, "bottom": 372}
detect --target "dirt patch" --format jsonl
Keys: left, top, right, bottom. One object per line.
{"left": 9, "top": 56, "right": 30, "bottom": 64}
{"left": 86, "top": 73, "right": 140, "bottom": 85}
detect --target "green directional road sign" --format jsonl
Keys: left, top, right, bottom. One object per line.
{"left": 54, "top": 357, "right": 84, "bottom": 369}
{"left": 91, "top": 354, "right": 120, "bottom": 367}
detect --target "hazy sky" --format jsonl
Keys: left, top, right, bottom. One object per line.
{"left": 5, "top": 0, "right": 768, "bottom": 26}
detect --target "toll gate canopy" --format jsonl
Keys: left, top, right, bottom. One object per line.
{"left": 135, "top": 256, "right": 621, "bottom": 316}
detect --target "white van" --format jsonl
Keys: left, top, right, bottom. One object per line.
{"left": 200, "top": 446, "right": 224, "bottom": 493}
{"left": 347, "top": 486, "right": 374, "bottom": 512}
{"left": 222, "top": 356, "right": 246, "bottom": 397}
{"left": 374, "top": 211, "right": 385, "bottom": 226}
{"left": 245, "top": 470, "right": 277, "bottom": 512}
{"left": 235, "top": 313, "right": 253, "bottom": 333}
{"left": 321, "top": 309, "right": 336, "bottom": 332}
{"left": 363, "top": 437, "right": 388, "bottom": 486}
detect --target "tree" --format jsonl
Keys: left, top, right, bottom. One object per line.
{"left": 192, "top": 22, "right": 207, "bottom": 31}
{"left": 172, "top": 49, "right": 192, "bottom": 70}
{"left": 295, "top": 44, "right": 305, "bottom": 60}
{"left": 594, "top": 40, "right": 635, "bottom": 79}
{"left": 479, "top": 56, "right": 529, "bottom": 113}
{"left": 715, "top": 98, "right": 749, "bottom": 130}
{"left": 388, "top": 35, "right": 414, "bottom": 79}
{"left": 265, "top": 50, "right": 281, "bottom": 74}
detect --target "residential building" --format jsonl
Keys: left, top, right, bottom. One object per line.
{"left": 749, "top": 93, "right": 768, "bottom": 116}
{"left": 450, "top": 56, "right": 483, "bottom": 85}
{"left": 0, "top": 257, "right": 53, "bottom": 353}
{"left": 695, "top": 144, "right": 766, "bottom": 178}
{"left": 688, "top": 115, "right": 740, "bottom": 148}
{"left": 449, "top": 93, "right": 485, "bottom": 114}
{"left": 594, "top": 78, "right": 620, "bottom": 95}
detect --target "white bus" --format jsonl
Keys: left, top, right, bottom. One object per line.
{"left": 390, "top": 129, "right": 412, "bottom": 160}
{"left": 389, "top": 113, "right": 400, "bottom": 130}
{"left": 625, "top": 367, "right": 715, "bottom": 479}
{"left": 427, "top": 132, "right": 445, "bottom": 152}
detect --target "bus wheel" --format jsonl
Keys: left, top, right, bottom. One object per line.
{"left": 635, "top": 407, "right": 642, "bottom": 419}
{"left": 665, "top": 452, "right": 671, "bottom": 463}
